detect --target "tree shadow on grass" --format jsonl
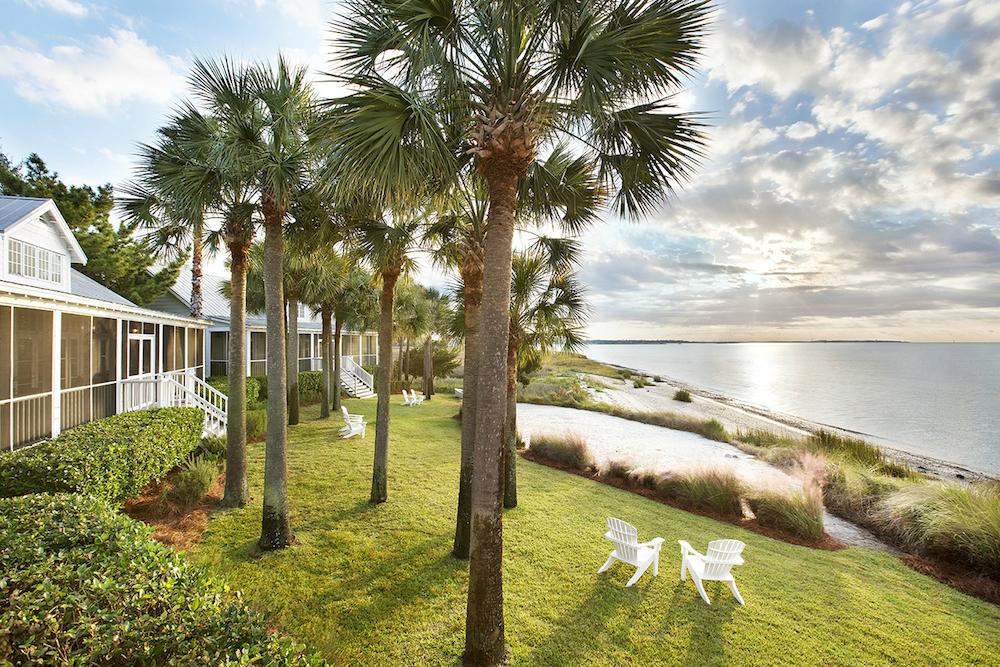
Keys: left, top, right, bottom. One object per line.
{"left": 660, "top": 580, "right": 738, "bottom": 666}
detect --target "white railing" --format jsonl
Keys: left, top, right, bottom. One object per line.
{"left": 342, "top": 356, "right": 373, "bottom": 392}
{"left": 121, "top": 371, "right": 227, "bottom": 436}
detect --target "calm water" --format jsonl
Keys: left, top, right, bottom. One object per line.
{"left": 584, "top": 343, "right": 1000, "bottom": 475}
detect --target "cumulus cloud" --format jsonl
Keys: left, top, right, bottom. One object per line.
{"left": 784, "top": 121, "right": 818, "bottom": 140}
{"left": 0, "top": 28, "right": 187, "bottom": 115}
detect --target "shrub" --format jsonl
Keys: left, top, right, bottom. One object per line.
{"left": 0, "top": 408, "right": 203, "bottom": 504}
{"left": 247, "top": 409, "right": 268, "bottom": 441}
{"left": 599, "top": 458, "right": 633, "bottom": 481}
{"left": 0, "top": 494, "right": 322, "bottom": 665}
{"left": 673, "top": 389, "right": 692, "bottom": 402}
{"left": 197, "top": 434, "right": 227, "bottom": 460}
{"left": 298, "top": 371, "right": 324, "bottom": 404}
{"left": 823, "top": 463, "right": 907, "bottom": 525}
{"left": 529, "top": 431, "right": 594, "bottom": 470}
{"left": 656, "top": 469, "right": 745, "bottom": 518}
{"left": 168, "top": 455, "right": 220, "bottom": 506}
{"left": 811, "top": 430, "right": 914, "bottom": 479}
{"left": 748, "top": 490, "right": 825, "bottom": 540}
{"left": 208, "top": 375, "right": 264, "bottom": 405}
{"left": 872, "top": 481, "right": 1000, "bottom": 572}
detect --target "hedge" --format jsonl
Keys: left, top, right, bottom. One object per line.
{"left": 208, "top": 375, "right": 266, "bottom": 405}
{"left": 298, "top": 370, "right": 323, "bottom": 404}
{"left": 0, "top": 494, "right": 323, "bottom": 665}
{"left": 0, "top": 407, "right": 203, "bottom": 504}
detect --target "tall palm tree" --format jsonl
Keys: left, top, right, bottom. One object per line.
{"left": 421, "top": 287, "right": 452, "bottom": 398}
{"left": 354, "top": 215, "right": 421, "bottom": 504}
{"left": 503, "top": 241, "right": 588, "bottom": 508}
{"left": 393, "top": 279, "right": 432, "bottom": 384}
{"left": 185, "top": 55, "right": 316, "bottom": 550}
{"left": 327, "top": 2, "right": 710, "bottom": 660}
{"left": 122, "top": 97, "right": 258, "bottom": 510}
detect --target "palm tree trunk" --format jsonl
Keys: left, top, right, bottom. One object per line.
{"left": 333, "top": 319, "right": 344, "bottom": 412}
{"left": 397, "top": 339, "right": 403, "bottom": 383}
{"left": 465, "top": 173, "right": 517, "bottom": 666}
{"left": 423, "top": 336, "right": 432, "bottom": 398}
{"left": 191, "top": 213, "right": 204, "bottom": 319}
{"left": 222, "top": 241, "right": 248, "bottom": 507}
{"left": 370, "top": 270, "right": 398, "bottom": 504}
{"left": 405, "top": 338, "right": 410, "bottom": 383}
{"left": 503, "top": 332, "right": 518, "bottom": 509}
{"left": 320, "top": 307, "right": 332, "bottom": 419}
{"left": 259, "top": 203, "right": 292, "bottom": 550}
{"left": 453, "top": 262, "right": 483, "bottom": 559}
{"left": 287, "top": 293, "right": 300, "bottom": 426}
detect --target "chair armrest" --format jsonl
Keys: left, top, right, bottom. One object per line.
{"left": 640, "top": 537, "right": 665, "bottom": 551}
{"left": 677, "top": 540, "right": 706, "bottom": 560}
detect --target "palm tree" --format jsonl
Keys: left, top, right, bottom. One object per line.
{"left": 327, "top": 2, "right": 710, "bottom": 660}
{"left": 122, "top": 95, "right": 258, "bottom": 510}
{"left": 421, "top": 287, "right": 452, "bottom": 398}
{"left": 504, "top": 242, "right": 588, "bottom": 508}
{"left": 393, "top": 279, "right": 432, "bottom": 385}
{"left": 353, "top": 215, "right": 421, "bottom": 504}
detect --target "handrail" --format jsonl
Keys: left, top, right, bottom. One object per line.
{"left": 342, "top": 356, "right": 373, "bottom": 390}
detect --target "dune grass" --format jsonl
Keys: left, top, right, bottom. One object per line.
{"left": 190, "top": 399, "right": 1000, "bottom": 666}
{"left": 528, "top": 431, "right": 594, "bottom": 470}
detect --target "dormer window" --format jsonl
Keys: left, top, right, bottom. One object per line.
{"left": 9, "top": 238, "right": 63, "bottom": 284}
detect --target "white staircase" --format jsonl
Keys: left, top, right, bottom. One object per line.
{"left": 122, "top": 370, "right": 227, "bottom": 436}
{"left": 341, "top": 356, "right": 375, "bottom": 399}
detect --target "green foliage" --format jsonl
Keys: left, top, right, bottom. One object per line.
{"left": 298, "top": 371, "right": 324, "bottom": 404}
{"left": 673, "top": 389, "right": 692, "bottom": 402}
{"left": 247, "top": 409, "right": 268, "bottom": 441}
{"left": 823, "top": 463, "right": 909, "bottom": 524}
{"left": 168, "top": 455, "right": 220, "bottom": 506}
{"left": 599, "top": 458, "right": 633, "bottom": 481}
{"left": 0, "top": 408, "right": 202, "bottom": 504}
{"left": 0, "top": 493, "right": 322, "bottom": 665}
{"left": 811, "top": 430, "right": 915, "bottom": 478}
{"left": 748, "top": 490, "right": 825, "bottom": 540}
{"left": 872, "top": 482, "right": 1000, "bottom": 572}
{"left": 208, "top": 375, "right": 265, "bottom": 405}
{"left": 197, "top": 435, "right": 228, "bottom": 460}
{"left": 656, "top": 469, "right": 745, "bottom": 519}
{"left": 0, "top": 152, "right": 182, "bottom": 305}
{"left": 529, "top": 432, "right": 594, "bottom": 470}
{"left": 403, "top": 341, "right": 461, "bottom": 379}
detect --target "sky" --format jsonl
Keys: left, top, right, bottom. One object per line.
{"left": 1, "top": 0, "right": 998, "bottom": 342}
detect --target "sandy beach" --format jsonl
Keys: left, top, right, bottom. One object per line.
{"left": 576, "top": 367, "right": 994, "bottom": 483}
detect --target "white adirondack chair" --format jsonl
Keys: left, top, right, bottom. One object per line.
{"left": 401, "top": 390, "right": 414, "bottom": 406}
{"left": 598, "top": 517, "right": 665, "bottom": 587}
{"left": 340, "top": 406, "right": 366, "bottom": 439}
{"left": 678, "top": 539, "right": 746, "bottom": 605}
{"left": 454, "top": 388, "right": 464, "bottom": 400}
{"left": 407, "top": 389, "right": 425, "bottom": 406}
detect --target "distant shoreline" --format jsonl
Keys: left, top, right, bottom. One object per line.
{"left": 580, "top": 355, "right": 997, "bottom": 483}
{"left": 587, "top": 339, "right": 911, "bottom": 344}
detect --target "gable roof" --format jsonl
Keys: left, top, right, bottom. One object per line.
{"left": 0, "top": 196, "right": 88, "bottom": 264}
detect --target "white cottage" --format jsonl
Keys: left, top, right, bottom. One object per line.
{"left": 0, "top": 196, "right": 218, "bottom": 450}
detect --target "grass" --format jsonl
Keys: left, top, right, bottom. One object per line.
{"left": 190, "top": 399, "right": 1000, "bottom": 665}
{"left": 673, "top": 389, "right": 692, "bottom": 402}
{"left": 656, "top": 469, "right": 746, "bottom": 519}
{"left": 748, "top": 490, "right": 825, "bottom": 541}
{"left": 528, "top": 431, "right": 594, "bottom": 470}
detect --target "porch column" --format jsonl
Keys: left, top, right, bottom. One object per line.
{"left": 245, "top": 328, "right": 251, "bottom": 377}
{"left": 51, "top": 310, "right": 61, "bottom": 438}
{"left": 115, "top": 318, "right": 123, "bottom": 414}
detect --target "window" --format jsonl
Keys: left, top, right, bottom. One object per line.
{"left": 8, "top": 239, "right": 63, "bottom": 283}
{"left": 61, "top": 314, "right": 90, "bottom": 390}
{"left": 13, "top": 308, "right": 52, "bottom": 397}
{"left": 210, "top": 331, "right": 228, "bottom": 377}
{"left": 91, "top": 318, "right": 116, "bottom": 384}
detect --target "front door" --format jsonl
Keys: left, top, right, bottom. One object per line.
{"left": 127, "top": 333, "right": 156, "bottom": 378}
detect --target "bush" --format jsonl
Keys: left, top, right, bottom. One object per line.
{"left": 748, "top": 490, "right": 825, "bottom": 540}
{"left": 197, "top": 435, "right": 227, "bottom": 460}
{"left": 673, "top": 389, "right": 692, "bottom": 402}
{"left": 656, "top": 469, "right": 745, "bottom": 518}
{"left": 0, "top": 494, "right": 322, "bottom": 665}
{"left": 168, "top": 455, "right": 220, "bottom": 506}
{"left": 529, "top": 431, "right": 594, "bottom": 470}
{"left": 811, "top": 430, "right": 914, "bottom": 478}
{"left": 872, "top": 481, "right": 1000, "bottom": 572}
{"left": 247, "top": 409, "right": 268, "bottom": 441}
{"left": 823, "top": 463, "right": 908, "bottom": 525}
{"left": 208, "top": 375, "right": 265, "bottom": 405}
{"left": 0, "top": 408, "right": 203, "bottom": 504}
{"left": 297, "top": 371, "right": 324, "bottom": 404}
{"left": 599, "top": 458, "right": 633, "bottom": 481}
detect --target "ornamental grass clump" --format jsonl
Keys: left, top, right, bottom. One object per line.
{"left": 747, "top": 490, "right": 825, "bottom": 540}
{"left": 673, "top": 389, "right": 692, "bottom": 402}
{"left": 599, "top": 458, "right": 634, "bottom": 481}
{"left": 167, "top": 455, "right": 220, "bottom": 507}
{"left": 872, "top": 481, "right": 1000, "bottom": 573}
{"left": 656, "top": 468, "right": 745, "bottom": 519}
{"left": 529, "top": 431, "right": 594, "bottom": 471}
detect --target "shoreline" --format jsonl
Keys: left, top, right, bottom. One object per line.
{"left": 580, "top": 356, "right": 997, "bottom": 483}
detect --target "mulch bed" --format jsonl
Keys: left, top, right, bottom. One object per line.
{"left": 122, "top": 473, "right": 226, "bottom": 550}
{"left": 520, "top": 450, "right": 844, "bottom": 551}
{"left": 901, "top": 555, "right": 1000, "bottom": 605}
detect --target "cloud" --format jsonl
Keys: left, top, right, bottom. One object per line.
{"left": 21, "top": 0, "right": 87, "bottom": 17}
{"left": 784, "top": 121, "right": 817, "bottom": 140}
{"left": 0, "top": 28, "right": 187, "bottom": 115}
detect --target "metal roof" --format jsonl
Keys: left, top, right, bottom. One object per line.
{"left": 0, "top": 196, "right": 49, "bottom": 231}
{"left": 69, "top": 268, "right": 138, "bottom": 307}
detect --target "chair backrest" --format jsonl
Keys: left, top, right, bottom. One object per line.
{"left": 606, "top": 517, "right": 640, "bottom": 564}
{"left": 342, "top": 406, "right": 351, "bottom": 421}
{"left": 703, "top": 539, "right": 745, "bottom": 578}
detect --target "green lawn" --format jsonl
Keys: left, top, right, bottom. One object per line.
{"left": 190, "top": 398, "right": 1000, "bottom": 666}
